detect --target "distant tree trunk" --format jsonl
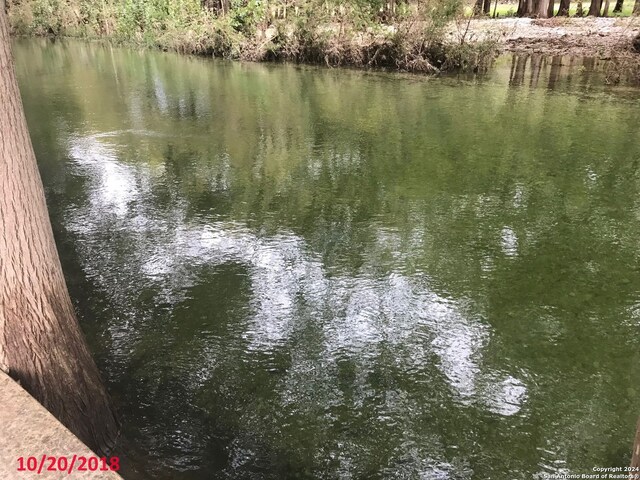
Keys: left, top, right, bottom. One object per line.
{"left": 518, "top": 0, "right": 537, "bottom": 15}
{"left": 483, "top": 0, "right": 492, "bottom": 14}
{"left": 517, "top": 0, "right": 526, "bottom": 15}
{"left": 588, "top": 0, "right": 603, "bottom": 15}
{"left": 613, "top": 0, "right": 624, "bottom": 12}
{"left": 0, "top": 9, "right": 119, "bottom": 455}
{"left": 634, "top": 0, "right": 640, "bottom": 14}
{"left": 201, "top": 0, "right": 230, "bottom": 14}
{"left": 602, "top": 0, "right": 611, "bottom": 15}
{"left": 547, "top": 0, "right": 556, "bottom": 16}
{"left": 474, "top": 0, "right": 484, "bottom": 15}
{"left": 537, "top": 0, "right": 551, "bottom": 16}
{"left": 576, "top": 0, "right": 585, "bottom": 14}
{"left": 557, "top": 0, "right": 571, "bottom": 15}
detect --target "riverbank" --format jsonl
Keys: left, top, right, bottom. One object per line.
{"left": 5, "top": 0, "right": 498, "bottom": 73}
{"left": 0, "top": 372, "right": 122, "bottom": 479}
{"left": 468, "top": 16, "right": 640, "bottom": 82}
{"left": 455, "top": 16, "right": 639, "bottom": 56}
{"left": 7, "top": 0, "right": 639, "bottom": 76}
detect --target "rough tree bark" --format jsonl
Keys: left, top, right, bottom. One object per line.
{"left": 634, "top": 0, "right": 640, "bottom": 14}
{"left": 0, "top": 9, "right": 119, "bottom": 455}
{"left": 613, "top": 0, "right": 624, "bottom": 13}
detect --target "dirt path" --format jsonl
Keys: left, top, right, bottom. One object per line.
{"left": 449, "top": 17, "right": 640, "bottom": 56}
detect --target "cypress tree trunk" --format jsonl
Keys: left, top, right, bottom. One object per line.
{"left": 517, "top": 0, "right": 538, "bottom": 16}
{"left": 537, "top": 0, "right": 551, "bottom": 17}
{"left": 588, "top": 0, "right": 603, "bottom": 15}
{"left": 547, "top": 0, "right": 556, "bottom": 17}
{"left": 557, "top": 0, "right": 570, "bottom": 14}
{"left": 0, "top": 9, "right": 119, "bottom": 455}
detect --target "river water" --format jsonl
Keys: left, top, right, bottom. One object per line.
{"left": 13, "top": 38, "right": 640, "bottom": 479}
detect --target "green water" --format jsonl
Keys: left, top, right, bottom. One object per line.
{"left": 13, "top": 39, "right": 640, "bottom": 479}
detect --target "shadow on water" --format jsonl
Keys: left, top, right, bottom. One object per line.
{"left": 14, "top": 37, "right": 640, "bottom": 479}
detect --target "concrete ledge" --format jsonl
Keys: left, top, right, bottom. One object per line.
{"left": 0, "top": 371, "right": 123, "bottom": 479}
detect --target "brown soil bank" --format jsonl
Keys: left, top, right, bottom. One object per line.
{"left": 453, "top": 17, "right": 640, "bottom": 56}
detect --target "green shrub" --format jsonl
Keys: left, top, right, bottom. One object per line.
{"left": 7, "top": 0, "right": 500, "bottom": 72}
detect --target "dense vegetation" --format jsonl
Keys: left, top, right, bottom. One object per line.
{"left": 6, "top": 0, "right": 501, "bottom": 72}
